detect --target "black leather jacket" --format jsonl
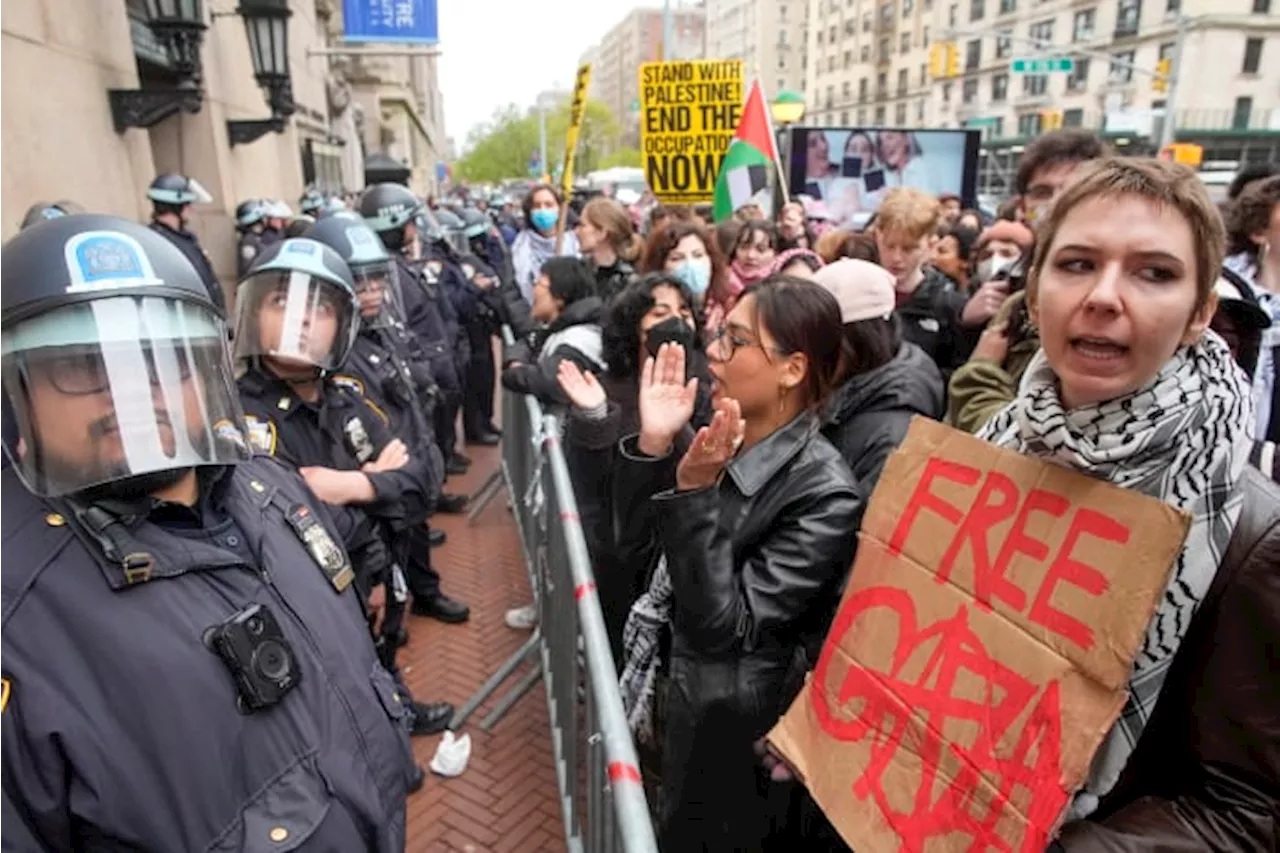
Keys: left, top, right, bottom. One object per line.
{"left": 615, "top": 413, "right": 864, "bottom": 849}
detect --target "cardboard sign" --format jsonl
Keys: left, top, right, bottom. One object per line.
{"left": 639, "top": 59, "right": 744, "bottom": 204}
{"left": 768, "top": 418, "right": 1189, "bottom": 853}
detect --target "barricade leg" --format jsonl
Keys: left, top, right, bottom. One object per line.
{"left": 448, "top": 630, "right": 541, "bottom": 730}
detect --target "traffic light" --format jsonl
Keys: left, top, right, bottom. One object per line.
{"left": 1039, "top": 109, "right": 1063, "bottom": 131}
{"left": 1153, "top": 57, "right": 1171, "bottom": 93}
{"left": 929, "top": 42, "right": 961, "bottom": 79}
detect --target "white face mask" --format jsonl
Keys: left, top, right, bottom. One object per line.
{"left": 977, "top": 255, "right": 1016, "bottom": 283}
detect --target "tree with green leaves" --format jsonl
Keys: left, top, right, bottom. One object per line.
{"left": 455, "top": 98, "right": 623, "bottom": 184}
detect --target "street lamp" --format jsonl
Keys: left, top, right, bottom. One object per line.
{"left": 227, "top": 0, "right": 295, "bottom": 146}
{"left": 770, "top": 90, "right": 807, "bottom": 127}
{"left": 107, "top": 0, "right": 207, "bottom": 132}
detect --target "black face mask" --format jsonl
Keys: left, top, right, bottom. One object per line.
{"left": 644, "top": 317, "right": 696, "bottom": 359}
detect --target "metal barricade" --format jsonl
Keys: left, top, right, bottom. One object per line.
{"left": 457, "top": 328, "right": 659, "bottom": 853}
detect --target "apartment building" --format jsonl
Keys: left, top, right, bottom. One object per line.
{"left": 583, "top": 6, "right": 707, "bottom": 147}
{"left": 704, "top": 0, "right": 809, "bottom": 100}
{"left": 803, "top": 0, "right": 1279, "bottom": 192}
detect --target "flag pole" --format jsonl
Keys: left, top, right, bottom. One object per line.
{"left": 755, "top": 78, "right": 790, "bottom": 211}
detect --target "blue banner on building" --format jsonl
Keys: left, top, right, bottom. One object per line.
{"left": 342, "top": 0, "right": 438, "bottom": 44}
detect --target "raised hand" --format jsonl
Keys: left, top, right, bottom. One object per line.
{"left": 557, "top": 360, "right": 607, "bottom": 411}
{"left": 637, "top": 342, "right": 698, "bottom": 457}
{"left": 676, "top": 397, "right": 745, "bottom": 491}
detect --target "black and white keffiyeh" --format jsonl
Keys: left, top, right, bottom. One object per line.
{"left": 977, "top": 332, "right": 1254, "bottom": 814}
{"left": 618, "top": 555, "right": 673, "bottom": 746}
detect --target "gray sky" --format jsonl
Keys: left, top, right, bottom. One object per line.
{"left": 438, "top": 0, "right": 664, "bottom": 150}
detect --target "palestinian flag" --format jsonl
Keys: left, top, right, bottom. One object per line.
{"left": 713, "top": 79, "right": 782, "bottom": 222}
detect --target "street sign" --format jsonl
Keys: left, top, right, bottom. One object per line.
{"left": 342, "top": 0, "right": 438, "bottom": 44}
{"left": 1010, "top": 57, "right": 1074, "bottom": 73}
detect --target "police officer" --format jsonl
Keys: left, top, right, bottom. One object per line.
{"left": 147, "top": 173, "right": 225, "bottom": 316}
{"left": 458, "top": 212, "right": 505, "bottom": 445}
{"left": 358, "top": 184, "right": 469, "bottom": 509}
{"left": 232, "top": 237, "right": 456, "bottom": 733}
{"left": 19, "top": 201, "right": 72, "bottom": 231}
{"left": 1, "top": 215, "right": 415, "bottom": 851}
{"left": 235, "top": 198, "right": 270, "bottom": 278}
{"left": 261, "top": 200, "right": 292, "bottom": 245}
{"left": 305, "top": 215, "right": 471, "bottom": 624}
{"left": 299, "top": 187, "right": 326, "bottom": 218}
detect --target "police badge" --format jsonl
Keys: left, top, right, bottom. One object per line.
{"left": 283, "top": 504, "right": 354, "bottom": 593}
{"left": 344, "top": 416, "right": 375, "bottom": 463}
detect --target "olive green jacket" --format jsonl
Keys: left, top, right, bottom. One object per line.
{"left": 946, "top": 290, "right": 1041, "bottom": 434}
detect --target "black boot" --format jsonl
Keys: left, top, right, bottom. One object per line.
{"left": 410, "top": 701, "right": 454, "bottom": 736}
{"left": 412, "top": 593, "right": 471, "bottom": 624}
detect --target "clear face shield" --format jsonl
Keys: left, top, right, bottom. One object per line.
{"left": 233, "top": 270, "right": 359, "bottom": 376}
{"left": 1, "top": 296, "right": 249, "bottom": 497}
{"left": 351, "top": 259, "right": 405, "bottom": 327}
{"left": 444, "top": 229, "right": 470, "bottom": 256}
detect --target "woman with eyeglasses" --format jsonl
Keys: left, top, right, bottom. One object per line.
{"left": 615, "top": 275, "right": 863, "bottom": 851}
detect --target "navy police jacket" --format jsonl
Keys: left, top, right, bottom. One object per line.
{"left": 0, "top": 458, "right": 413, "bottom": 851}
{"left": 237, "top": 367, "right": 436, "bottom": 533}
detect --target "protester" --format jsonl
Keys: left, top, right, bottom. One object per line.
{"left": 512, "top": 183, "right": 579, "bottom": 303}
{"left": 772, "top": 247, "right": 824, "bottom": 278}
{"left": 716, "top": 220, "right": 779, "bottom": 330}
{"left": 972, "top": 219, "right": 1033, "bottom": 285}
{"left": 638, "top": 220, "right": 727, "bottom": 325}
{"left": 1227, "top": 161, "right": 1279, "bottom": 201}
{"left": 932, "top": 223, "right": 978, "bottom": 292}
{"left": 501, "top": 256, "right": 605, "bottom": 406}
{"left": 1016, "top": 129, "right": 1110, "bottom": 225}
{"left": 576, "top": 197, "right": 642, "bottom": 303}
{"left": 974, "top": 157, "right": 1279, "bottom": 849}
{"left": 777, "top": 200, "right": 814, "bottom": 251}
{"left": 616, "top": 276, "right": 862, "bottom": 851}
{"left": 1210, "top": 270, "right": 1277, "bottom": 479}
{"left": 938, "top": 192, "right": 962, "bottom": 224}
{"left": 1224, "top": 174, "right": 1280, "bottom": 444}
{"left": 956, "top": 207, "right": 984, "bottom": 232}
{"left": 556, "top": 274, "right": 712, "bottom": 662}
{"left": 813, "top": 259, "right": 945, "bottom": 491}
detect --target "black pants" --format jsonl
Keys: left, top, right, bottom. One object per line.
{"left": 402, "top": 526, "right": 441, "bottom": 601}
{"left": 433, "top": 389, "right": 461, "bottom": 462}
{"left": 464, "top": 327, "right": 496, "bottom": 437}
{"left": 376, "top": 591, "right": 406, "bottom": 671}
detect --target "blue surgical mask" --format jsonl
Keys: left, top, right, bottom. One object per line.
{"left": 674, "top": 258, "right": 712, "bottom": 297}
{"left": 530, "top": 208, "right": 559, "bottom": 233}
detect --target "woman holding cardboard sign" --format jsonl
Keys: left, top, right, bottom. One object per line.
{"left": 614, "top": 275, "right": 863, "bottom": 850}
{"left": 769, "top": 157, "right": 1280, "bottom": 851}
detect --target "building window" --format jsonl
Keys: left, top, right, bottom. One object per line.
{"left": 778, "top": 77, "right": 787, "bottom": 93}
{"left": 846, "top": 19, "right": 857, "bottom": 35}
{"left": 898, "top": 68, "right": 909, "bottom": 93}
{"left": 995, "top": 30, "right": 1012, "bottom": 57}
{"left": 1067, "top": 57, "right": 1090, "bottom": 89}
{"left": 920, "top": 62, "right": 928, "bottom": 85}
{"left": 917, "top": 97, "right": 926, "bottom": 120}
{"left": 1233, "top": 96, "right": 1253, "bottom": 128}
{"left": 963, "top": 78, "right": 979, "bottom": 103}
{"left": 904, "top": 0, "right": 915, "bottom": 16}
{"left": 1063, "top": 107, "right": 1084, "bottom": 127}
{"left": 845, "top": 50, "right": 854, "bottom": 67}
{"left": 1115, "top": 0, "right": 1140, "bottom": 37}
{"left": 1028, "top": 19, "right": 1053, "bottom": 47}
{"left": 923, "top": 25, "right": 931, "bottom": 45}
{"left": 858, "top": 107, "right": 868, "bottom": 123}
{"left": 942, "top": 81, "right": 953, "bottom": 102}
{"left": 826, "top": 85, "right": 835, "bottom": 107}
{"left": 832, "top": 56, "right": 840, "bottom": 71}
{"left": 949, "top": 3, "right": 958, "bottom": 26}
{"left": 971, "top": 0, "right": 985, "bottom": 20}
{"left": 875, "top": 105, "right": 887, "bottom": 123}
{"left": 863, "top": 13, "right": 872, "bottom": 31}
{"left": 1023, "top": 73, "right": 1047, "bottom": 95}
{"left": 860, "top": 78, "right": 869, "bottom": 100}
{"left": 877, "top": 72, "right": 888, "bottom": 95}
{"left": 817, "top": 30, "right": 824, "bottom": 44}
{"left": 1253, "top": 0, "right": 1269, "bottom": 12}
{"left": 991, "top": 72, "right": 1008, "bottom": 100}
{"left": 901, "top": 32, "right": 911, "bottom": 52}
{"left": 829, "top": 25, "right": 838, "bottom": 41}
{"left": 1018, "top": 112, "right": 1042, "bottom": 136}
{"left": 844, "top": 80, "right": 853, "bottom": 98}
{"left": 1243, "top": 37, "right": 1263, "bottom": 73}
{"left": 1166, "top": 0, "right": 1179, "bottom": 11}
{"left": 861, "top": 44, "right": 871, "bottom": 61}
{"left": 1109, "top": 50, "right": 1134, "bottom": 83}
{"left": 999, "top": 0, "right": 1016, "bottom": 12}
{"left": 1073, "top": 8, "right": 1095, "bottom": 41}
{"left": 895, "top": 102, "right": 908, "bottom": 124}
{"left": 842, "top": 110, "right": 850, "bottom": 124}
{"left": 879, "top": 37, "right": 891, "bottom": 61}
{"left": 966, "top": 38, "right": 982, "bottom": 69}
{"left": 780, "top": 4, "right": 788, "bottom": 17}
{"left": 778, "top": 55, "right": 786, "bottom": 69}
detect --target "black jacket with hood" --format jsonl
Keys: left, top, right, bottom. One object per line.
{"left": 821, "top": 341, "right": 945, "bottom": 495}
{"left": 501, "top": 297, "right": 607, "bottom": 407}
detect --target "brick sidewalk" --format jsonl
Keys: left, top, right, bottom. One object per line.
{"left": 398, "top": 441, "right": 568, "bottom": 853}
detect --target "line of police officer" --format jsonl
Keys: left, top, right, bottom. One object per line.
{"left": 0, "top": 178, "right": 514, "bottom": 849}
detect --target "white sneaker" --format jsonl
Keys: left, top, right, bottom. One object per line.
{"left": 504, "top": 604, "right": 537, "bottom": 630}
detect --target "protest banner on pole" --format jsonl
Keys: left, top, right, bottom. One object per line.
{"left": 639, "top": 59, "right": 744, "bottom": 204}
{"left": 555, "top": 62, "right": 592, "bottom": 253}
{"left": 768, "top": 418, "right": 1190, "bottom": 853}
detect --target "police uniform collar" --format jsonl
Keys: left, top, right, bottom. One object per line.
{"left": 150, "top": 219, "right": 196, "bottom": 241}
{"left": 244, "top": 366, "right": 325, "bottom": 417}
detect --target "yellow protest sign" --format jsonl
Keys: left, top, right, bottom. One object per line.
{"left": 561, "top": 63, "right": 593, "bottom": 199}
{"left": 639, "top": 59, "right": 744, "bottom": 204}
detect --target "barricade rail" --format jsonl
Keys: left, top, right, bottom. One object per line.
{"left": 456, "top": 328, "right": 659, "bottom": 853}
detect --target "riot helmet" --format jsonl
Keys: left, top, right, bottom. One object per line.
{"left": 1, "top": 215, "right": 249, "bottom": 497}
{"left": 305, "top": 216, "right": 404, "bottom": 326}
{"left": 21, "top": 202, "right": 72, "bottom": 231}
{"left": 359, "top": 183, "right": 423, "bottom": 250}
{"left": 233, "top": 238, "right": 360, "bottom": 380}
{"left": 147, "top": 173, "right": 213, "bottom": 207}
{"left": 460, "top": 208, "right": 490, "bottom": 240}
{"left": 434, "top": 208, "right": 470, "bottom": 255}
{"left": 235, "top": 199, "right": 268, "bottom": 231}
{"left": 298, "top": 188, "right": 325, "bottom": 216}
